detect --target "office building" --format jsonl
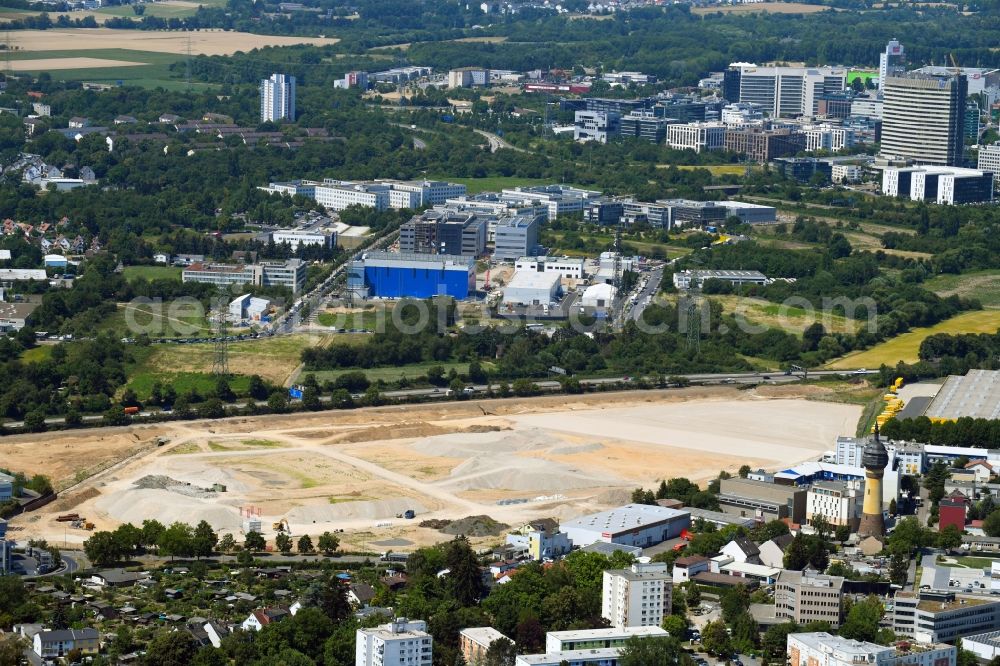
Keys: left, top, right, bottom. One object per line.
{"left": 725, "top": 63, "right": 848, "bottom": 117}
{"left": 499, "top": 185, "right": 603, "bottom": 221}
{"left": 772, "top": 157, "right": 833, "bottom": 183}
{"left": 788, "top": 632, "right": 955, "bottom": 666}
{"left": 448, "top": 67, "right": 490, "bottom": 88}
{"left": 721, "top": 200, "right": 777, "bottom": 224}
{"left": 546, "top": 626, "right": 667, "bottom": 653}
{"left": 655, "top": 97, "right": 709, "bottom": 122}
{"left": 356, "top": 618, "right": 432, "bottom": 666}
{"left": 725, "top": 127, "right": 806, "bottom": 163}
{"left": 583, "top": 97, "right": 651, "bottom": 115}
{"left": 399, "top": 210, "right": 487, "bottom": 257}
{"left": 460, "top": 627, "right": 509, "bottom": 665}
{"left": 260, "top": 179, "right": 466, "bottom": 213}
{"left": 583, "top": 200, "right": 625, "bottom": 226}
{"left": 803, "top": 124, "right": 853, "bottom": 152}
{"left": 966, "top": 100, "right": 981, "bottom": 142}
{"left": 560, "top": 504, "right": 690, "bottom": 548}
{"left": 817, "top": 93, "right": 854, "bottom": 119}
{"left": 668, "top": 122, "right": 727, "bottom": 153}
{"left": 602, "top": 562, "right": 672, "bottom": 628}
{"left": 881, "top": 73, "right": 967, "bottom": 166}
{"left": 177, "top": 259, "right": 307, "bottom": 294}
{"left": 721, "top": 102, "right": 764, "bottom": 126}
{"left": 660, "top": 199, "right": 729, "bottom": 228}
{"left": 574, "top": 111, "right": 621, "bottom": 143}
{"left": 977, "top": 143, "right": 1000, "bottom": 184}
{"left": 879, "top": 40, "right": 906, "bottom": 87}
{"left": 672, "top": 269, "right": 767, "bottom": 290}
{"left": 502, "top": 271, "right": 561, "bottom": 306}
{"left": 882, "top": 166, "right": 993, "bottom": 205}
{"left": 807, "top": 481, "right": 862, "bottom": 530}
{"left": 602, "top": 71, "right": 657, "bottom": 85}
{"left": 271, "top": 228, "right": 336, "bottom": 251}
{"left": 623, "top": 200, "right": 672, "bottom": 228}
{"left": 260, "top": 73, "right": 296, "bottom": 122}
{"left": 0, "top": 472, "right": 12, "bottom": 501}
{"left": 229, "top": 294, "right": 271, "bottom": 322}
{"left": 620, "top": 112, "right": 669, "bottom": 143}
{"left": 493, "top": 214, "right": 541, "bottom": 261}
{"left": 831, "top": 164, "right": 862, "bottom": 183}
{"left": 851, "top": 92, "right": 884, "bottom": 119}
{"left": 514, "top": 256, "right": 585, "bottom": 280}
{"left": 775, "top": 570, "right": 845, "bottom": 628}
{"left": 348, "top": 252, "right": 476, "bottom": 300}
{"left": 335, "top": 71, "right": 368, "bottom": 89}
{"left": 894, "top": 592, "right": 1000, "bottom": 643}
{"left": 717, "top": 477, "right": 808, "bottom": 524}
{"left": 911, "top": 66, "right": 1000, "bottom": 98}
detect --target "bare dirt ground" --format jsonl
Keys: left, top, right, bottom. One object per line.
{"left": 8, "top": 386, "right": 860, "bottom": 552}
{"left": 9, "top": 57, "right": 146, "bottom": 70}
{"left": 692, "top": 2, "right": 830, "bottom": 14}
{"left": 6, "top": 29, "right": 340, "bottom": 55}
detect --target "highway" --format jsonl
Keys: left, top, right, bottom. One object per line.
{"left": 474, "top": 129, "right": 530, "bottom": 154}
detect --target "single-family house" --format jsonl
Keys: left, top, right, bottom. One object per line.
{"left": 758, "top": 534, "right": 794, "bottom": 568}
{"left": 967, "top": 460, "right": 994, "bottom": 484}
{"left": 33, "top": 628, "right": 100, "bottom": 659}
{"left": 348, "top": 583, "right": 376, "bottom": 608}
{"left": 672, "top": 554, "right": 710, "bottom": 584}
{"left": 153, "top": 253, "right": 170, "bottom": 264}
{"left": 114, "top": 115, "right": 138, "bottom": 125}
{"left": 158, "top": 113, "right": 181, "bottom": 124}
{"left": 241, "top": 607, "right": 289, "bottom": 632}
{"left": 90, "top": 569, "right": 145, "bottom": 587}
{"left": 721, "top": 538, "right": 761, "bottom": 565}
{"left": 68, "top": 117, "right": 90, "bottom": 129}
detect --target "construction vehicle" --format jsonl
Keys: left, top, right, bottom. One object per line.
{"left": 56, "top": 513, "right": 80, "bottom": 522}
{"left": 272, "top": 519, "right": 290, "bottom": 533}
{"left": 84, "top": 522, "right": 95, "bottom": 530}
{"left": 124, "top": 406, "right": 140, "bottom": 415}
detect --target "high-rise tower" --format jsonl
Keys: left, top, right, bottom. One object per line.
{"left": 879, "top": 39, "right": 906, "bottom": 88}
{"left": 881, "top": 73, "right": 967, "bottom": 166}
{"left": 858, "top": 425, "right": 889, "bottom": 540}
{"left": 260, "top": 73, "right": 296, "bottom": 123}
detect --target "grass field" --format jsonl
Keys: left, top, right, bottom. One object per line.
{"left": 308, "top": 361, "right": 469, "bottom": 384}
{"left": 122, "top": 265, "right": 183, "bottom": 282}
{"left": 672, "top": 164, "right": 754, "bottom": 176}
{"left": 127, "top": 370, "right": 251, "bottom": 400}
{"left": 924, "top": 270, "right": 1000, "bottom": 309}
{"left": 709, "top": 295, "right": 862, "bottom": 335}
{"left": 21, "top": 345, "right": 53, "bottom": 363}
{"left": 101, "top": 300, "right": 214, "bottom": 338}
{"left": 692, "top": 1, "right": 830, "bottom": 13}
{"left": 127, "top": 334, "right": 324, "bottom": 392}
{"left": 826, "top": 310, "right": 1000, "bottom": 369}
{"left": 946, "top": 556, "right": 998, "bottom": 569}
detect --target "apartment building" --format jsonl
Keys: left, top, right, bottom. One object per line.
{"left": 356, "top": 618, "right": 433, "bottom": 666}
{"left": 602, "top": 562, "right": 672, "bottom": 629}
{"left": 894, "top": 592, "right": 1000, "bottom": 643}
{"left": 260, "top": 73, "right": 296, "bottom": 122}
{"left": 459, "top": 627, "right": 509, "bottom": 665}
{"left": 787, "top": 632, "right": 955, "bottom": 666}
{"left": 545, "top": 626, "right": 666, "bottom": 652}
{"left": 33, "top": 629, "right": 100, "bottom": 660}
{"left": 668, "top": 122, "right": 727, "bottom": 153}
{"left": 775, "top": 570, "right": 845, "bottom": 628}
{"left": 807, "top": 481, "right": 862, "bottom": 530}
{"left": 515, "top": 648, "right": 622, "bottom": 666}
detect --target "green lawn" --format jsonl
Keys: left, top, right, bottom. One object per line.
{"left": 5, "top": 48, "right": 196, "bottom": 90}
{"left": 307, "top": 361, "right": 469, "bottom": 384}
{"left": 122, "top": 265, "right": 182, "bottom": 282}
{"left": 127, "top": 370, "right": 251, "bottom": 401}
{"left": 948, "top": 556, "right": 998, "bottom": 569}
{"left": 924, "top": 270, "right": 1000, "bottom": 309}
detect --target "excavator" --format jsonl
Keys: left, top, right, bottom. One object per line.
{"left": 272, "top": 518, "right": 290, "bottom": 533}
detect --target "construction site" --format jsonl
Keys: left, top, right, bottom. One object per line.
{"left": 6, "top": 385, "right": 861, "bottom": 552}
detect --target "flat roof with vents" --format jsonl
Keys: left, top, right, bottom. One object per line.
{"left": 924, "top": 370, "right": 1000, "bottom": 421}
{"left": 560, "top": 504, "right": 689, "bottom": 538}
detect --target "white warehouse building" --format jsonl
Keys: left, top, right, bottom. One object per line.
{"left": 271, "top": 229, "right": 336, "bottom": 251}
{"left": 502, "top": 271, "right": 561, "bottom": 306}
{"left": 560, "top": 504, "right": 690, "bottom": 548}
{"left": 514, "top": 256, "right": 585, "bottom": 280}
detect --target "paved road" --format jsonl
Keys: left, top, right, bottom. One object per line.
{"left": 4, "top": 370, "right": 876, "bottom": 429}
{"left": 474, "top": 129, "right": 530, "bottom": 154}
{"left": 627, "top": 266, "right": 665, "bottom": 322}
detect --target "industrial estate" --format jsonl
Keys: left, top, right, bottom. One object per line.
{"left": 1, "top": 1, "right": 1000, "bottom": 665}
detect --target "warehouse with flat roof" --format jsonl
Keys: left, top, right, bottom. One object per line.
{"left": 560, "top": 504, "right": 690, "bottom": 548}
{"left": 924, "top": 370, "right": 1000, "bottom": 421}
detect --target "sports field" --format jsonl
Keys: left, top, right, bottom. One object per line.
{"left": 826, "top": 310, "right": 1000, "bottom": 369}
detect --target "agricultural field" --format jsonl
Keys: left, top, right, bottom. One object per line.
{"left": 4, "top": 48, "right": 193, "bottom": 89}
{"left": 826, "top": 310, "right": 1000, "bottom": 369}
{"left": 924, "top": 270, "right": 1000, "bottom": 309}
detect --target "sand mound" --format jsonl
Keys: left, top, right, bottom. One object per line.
{"left": 595, "top": 488, "right": 633, "bottom": 505}
{"left": 336, "top": 422, "right": 506, "bottom": 445}
{"left": 286, "top": 498, "right": 426, "bottom": 523}
{"left": 442, "top": 456, "right": 612, "bottom": 492}
{"left": 411, "top": 428, "right": 552, "bottom": 457}
{"left": 94, "top": 488, "right": 242, "bottom": 530}
{"left": 549, "top": 442, "right": 603, "bottom": 455}
{"left": 440, "top": 515, "right": 508, "bottom": 537}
